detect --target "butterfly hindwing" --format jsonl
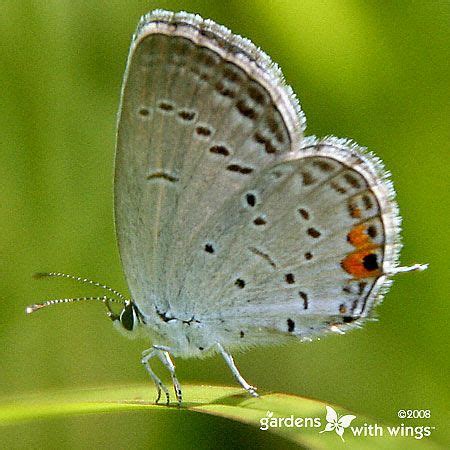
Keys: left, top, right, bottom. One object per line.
{"left": 175, "top": 138, "right": 400, "bottom": 345}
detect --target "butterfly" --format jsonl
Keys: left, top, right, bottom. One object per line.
{"left": 320, "top": 406, "right": 356, "bottom": 442}
{"left": 27, "top": 10, "right": 427, "bottom": 404}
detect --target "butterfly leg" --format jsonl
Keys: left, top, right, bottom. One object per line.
{"left": 141, "top": 348, "right": 170, "bottom": 404}
{"left": 154, "top": 347, "right": 183, "bottom": 405}
{"left": 216, "top": 343, "right": 259, "bottom": 397}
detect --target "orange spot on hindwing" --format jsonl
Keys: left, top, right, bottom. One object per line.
{"left": 342, "top": 250, "right": 381, "bottom": 278}
{"left": 351, "top": 206, "right": 361, "bottom": 218}
{"left": 347, "top": 224, "right": 370, "bottom": 247}
{"left": 342, "top": 224, "right": 382, "bottom": 278}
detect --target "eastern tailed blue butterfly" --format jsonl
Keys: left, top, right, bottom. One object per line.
{"left": 27, "top": 10, "right": 427, "bottom": 404}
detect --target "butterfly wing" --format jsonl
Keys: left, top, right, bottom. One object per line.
{"left": 175, "top": 137, "right": 401, "bottom": 345}
{"left": 338, "top": 414, "right": 357, "bottom": 428}
{"left": 325, "top": 406, "right": 338, "bottom": 423}
{"left": 115, "top": 10, "right": 303, "bottom": 315}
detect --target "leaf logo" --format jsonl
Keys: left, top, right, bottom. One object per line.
{"left": 319, "top": 406, "right": 356, "bottom": 442}
{"left": 266, "top": 411, "right": 273, "bottom": 418}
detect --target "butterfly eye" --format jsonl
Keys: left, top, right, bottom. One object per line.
{"left": 119, "top": 301, "right": 139, "bottom": 331}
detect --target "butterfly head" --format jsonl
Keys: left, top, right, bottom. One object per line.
{"left": 108, "top": 299, "right": 143, "bottom": 334}
{"left": 26, "top": 272, "right": 143, "bottom": 334}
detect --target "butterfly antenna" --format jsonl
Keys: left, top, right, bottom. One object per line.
{"left": 33, "top": 272, "right": 128, "bottom": 301}
{"left": 25, "top": 296, "right": 123, "bottom": 317}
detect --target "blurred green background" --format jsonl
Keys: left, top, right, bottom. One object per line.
{"left": 1, "top": 0, "right": 449, "bottom": 448}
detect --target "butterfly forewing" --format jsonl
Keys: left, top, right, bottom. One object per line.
{"left": 115, "top": 11, "right": 303, "bottom": 316}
